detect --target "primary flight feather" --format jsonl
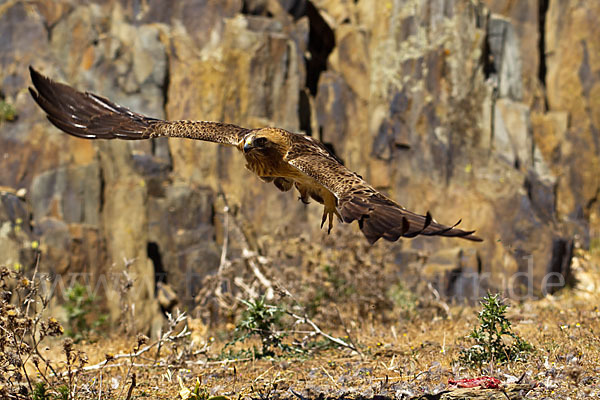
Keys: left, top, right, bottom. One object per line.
{"left": 28, "top": 67, "right": 482, "bottom": 244}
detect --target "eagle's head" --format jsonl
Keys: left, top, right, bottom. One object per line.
{"left": 241, "top": 128, "right": 289, "bottom": 154}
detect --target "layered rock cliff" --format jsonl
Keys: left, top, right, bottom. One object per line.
{"left": 0, "top": 0, "right": 597, "bottom": 328}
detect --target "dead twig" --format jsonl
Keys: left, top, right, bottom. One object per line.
{"left": 234, "top": 276, "right": 258, "bottom": 299}
{"left": 55, "top": 312, "right": 190, "bottom": 377}
{"left": 320, "top": 366, "right": 339, "bottom": 389}
{"left": 242, "top": 249, "right": 274, "bottom": 299}
{"left": 124, "top": 373, "right": 136, "bottom": 400}
{"left": 287, "top": 311, "right": 359, "bottom": 353}
{"left": 218, "top": 204, "right": 231, "bottom": 275}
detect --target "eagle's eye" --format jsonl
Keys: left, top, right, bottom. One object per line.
{"left": 254, "top": 137, "right": 268, "bottom": 147}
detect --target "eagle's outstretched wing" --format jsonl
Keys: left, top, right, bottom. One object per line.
{"left": 28, "top": 67, "right": 249, "bottom": 145}
{"left": 285, "top": 141, "right": 482, "bottom": 244}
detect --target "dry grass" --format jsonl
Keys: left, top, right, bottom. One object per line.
{"left": 21, "top": 291, "right": 600, "bottom": 399}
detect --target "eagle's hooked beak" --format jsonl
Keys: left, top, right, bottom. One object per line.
{"left": 243, "top": 136, "right": 254, "bottom": 153}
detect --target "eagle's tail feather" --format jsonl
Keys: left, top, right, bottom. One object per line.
{"left": 340, "top": 194, "right": 482, "bottom": 244}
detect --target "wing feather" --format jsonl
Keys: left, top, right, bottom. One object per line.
{"left": 29, "top": 67, "right": 249, "bottom": 145}
{"left": 285, "top": 141, "right": 482, "bottom": 244}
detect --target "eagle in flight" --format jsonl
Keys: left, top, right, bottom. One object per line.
{"left": 29, "top": 67, "right": 482, "bottom": 244}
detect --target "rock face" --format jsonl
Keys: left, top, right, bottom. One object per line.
{"left": 0, "top": 0, "right": 597, "bottom": 328}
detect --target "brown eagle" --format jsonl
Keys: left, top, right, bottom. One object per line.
{"left": 29, "top": 67, "right": 482, "bottom": 244}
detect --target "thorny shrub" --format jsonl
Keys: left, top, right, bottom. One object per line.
{"left": 458, "top": 292, "right": 534, "bottom": 367}
{"left": 220, "top": 294, "right": 355, "bottom": 361}
{"left": 225, "top": 296, "right": 289, "bottom": 358}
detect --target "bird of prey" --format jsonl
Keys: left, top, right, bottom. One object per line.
{"left": 29, "top": 67, "right": 482, "bottom": 244}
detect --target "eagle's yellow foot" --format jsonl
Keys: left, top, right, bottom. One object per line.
{"left": 321, "top": 207, "right": 342, "bottom": 234}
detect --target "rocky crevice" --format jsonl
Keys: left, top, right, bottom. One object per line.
{"left": 537, "top": 0, "right": 549, "bottom": 89}
{"left": 538, "top": 0, "right": 549, "bottom": 110}
{"left": 98, "top": 160, "right": 105, "bottom": 215}
{"left": 161, "top": 52, "right": 171, "bottom": 121}
{"left": 298, "top": 88, "right": 312, "bottom": 136}
{"left": 303, "top": 1, "right": 335, "bottom": 96}
{"left": 147, "top": 241, "right": 167, "bottom": 287}
{"left": 546, "top": 238, "right": 574, "bottom": 293}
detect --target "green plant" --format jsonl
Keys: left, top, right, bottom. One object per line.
{"left": 220, "top": 294, "right": 359, "bottom": 360}
{"left": 62, "top": 283, "right": 106, "bottom": 341}
{"left": 0, "top": 99, "right": 17, "bottom": 122}
{"left": 458, "top": 293, "right": 533, "bottom": 367}
{"left": 226, "top": 296, "right": 290, "bottom": 358}
{"left": 31, "top": 382, "right": 70, "bottom": 400}
{"left": 32, "top": 382, "right": 49, "bottom": 400}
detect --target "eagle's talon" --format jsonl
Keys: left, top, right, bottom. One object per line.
{"left": 321, "top": 208, "right": 337, "bottom": 234}
{"left": 335, "top": 209, "right": 342, "bottom": 222}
